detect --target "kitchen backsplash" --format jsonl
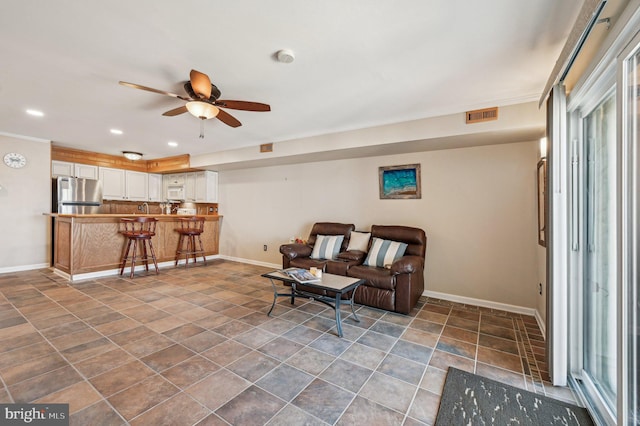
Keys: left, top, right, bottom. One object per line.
{"left": 100, "top": 200, "right": 218, "bottom": 215}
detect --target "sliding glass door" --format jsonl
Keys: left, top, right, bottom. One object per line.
{"left": 581, "top": 92, "right": 617, "bottom": 417}
{"left": 567, "top": 32, "right": 640, "bottom": 426}
{"left": 557, "top": 6, "right": 640, "bottom": 423}
{"left": 622, "top": 39, "right": 640, "bottom": 426}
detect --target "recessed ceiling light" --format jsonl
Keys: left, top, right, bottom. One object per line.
{"left": 168, "top": 141, "right": 178, "bottom": 147}
{"left": 110, "top": 129, "right": 123, "bottom": 135}
{"left": 26, "top": 109, "right": 44, "bottom": 117}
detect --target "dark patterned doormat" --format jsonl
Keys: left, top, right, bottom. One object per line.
{"left": 435, "top": 367, "right": 594, "bottom": 425}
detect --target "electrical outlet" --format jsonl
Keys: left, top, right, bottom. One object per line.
{"left": 263, "top": 245, "right": 268, "bottom": 251}
{"left": 137, "top": 205, "right": 143, "bottom": 211}
{"left": 539, "top": 283, "right": 543, "bottom": 295}
{"left": 208, "top": 207, "right": 214, "bottom": 212}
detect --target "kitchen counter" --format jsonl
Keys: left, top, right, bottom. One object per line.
{"left": 47, "top": 213, "right": 217, "bottom": 218}
{"left": 48, "top": 214, "right": 222, "bottom": 280}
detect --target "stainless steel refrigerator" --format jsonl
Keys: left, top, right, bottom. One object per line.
{"left": 53, "top": 176, "right": 103, "bottom": 214}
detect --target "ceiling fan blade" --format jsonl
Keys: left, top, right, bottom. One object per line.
{"left": 190, "top": 70, "right": 212, "bottom": 99}
{"left": 119, "top": 81, "right": 189, "bottom": 100}
{"left": 162, "top": 105, "right": 188, "bottom": 116}
{"left": 216, "top": 108, "right": 242, "bottom": 128}
{"left": 216, "top": 100, "right": 271, "bottom": 112}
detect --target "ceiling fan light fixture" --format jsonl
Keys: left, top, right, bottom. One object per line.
{"left": 122, "top": 151, "right": 143, "bottom": 161}
{"left": 186, "top": 101, "right": 219, "bottom": 120}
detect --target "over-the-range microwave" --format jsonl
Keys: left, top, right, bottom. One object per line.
{"left": 166, "top": 185, "right": 185, "bottom": 200}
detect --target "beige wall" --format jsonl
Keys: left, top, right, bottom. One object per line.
{"left": 219, "top": 140, "right": 541, "bottom": 310}
{"left": 0, "top": 135, "right": 51, "bottom": 271}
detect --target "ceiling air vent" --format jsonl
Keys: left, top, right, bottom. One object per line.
{"left": 466, "top": 107, "right": 498, "bottom": 124}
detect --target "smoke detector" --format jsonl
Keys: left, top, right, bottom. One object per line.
{"left": 276, "top": 49, "right": 295, "bottom": 63}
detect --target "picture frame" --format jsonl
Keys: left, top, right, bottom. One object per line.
{"left": 379, "top": 164, "right": 421, "bottom": 199}
{"left": 537, "top": 159, "right": 547, "bottom": 247}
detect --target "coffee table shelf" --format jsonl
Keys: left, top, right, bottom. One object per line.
{"left": 261, "top": 270, "right": 364, "bottom": 337}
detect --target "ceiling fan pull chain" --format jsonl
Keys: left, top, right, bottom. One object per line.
{"left": 199, "top": 120, "right": 204, "bottom": 139}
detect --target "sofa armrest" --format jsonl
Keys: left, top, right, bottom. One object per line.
{"left": 336, "top": 250, "right": 366, "bottom": 263}
{"left": 280, "top": 243, "right": 313, "bottom": 260}
{"left": 390, "top": 255, "right": 423, "bottom": 275}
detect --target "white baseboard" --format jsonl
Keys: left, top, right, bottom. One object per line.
{"left": 218, "top": 255, "right": 280, "bottom": 270}
{"left": 0, "top": 262, "right": 49, "bottom": 275}
{"left": 422, "top": 289, "right": 537, "bottom": 317}
{"left": 52, "top": 255, "right": 221, "bottom": 282}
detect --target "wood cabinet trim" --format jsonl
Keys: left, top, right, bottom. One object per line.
{"left": 51, "top": 145, "right": 198, "bottom": 173}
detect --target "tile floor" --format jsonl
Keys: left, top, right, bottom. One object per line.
{"left": 0, "top": 260, "right": 578, "bottom": 425}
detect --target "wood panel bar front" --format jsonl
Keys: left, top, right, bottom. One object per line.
{"left": 51, "top": 214, "right": 222, "bottom": 280}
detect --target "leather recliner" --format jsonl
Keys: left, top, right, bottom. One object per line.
{"left": 280, "top": 222, "right": 358, "bottom": 275}
{"left": 347, "top": 225, "right": 426, "bottom": 315}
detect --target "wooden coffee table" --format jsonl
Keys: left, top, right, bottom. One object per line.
{"left": 261, "top": 270, "right": 364, "bottom": 337}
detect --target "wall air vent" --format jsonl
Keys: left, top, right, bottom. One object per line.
{"left": 260, "top": 143, "right": 273, "bottom": 153}
{"left": 466, "top": 107, "right": 498, "bottom": 124}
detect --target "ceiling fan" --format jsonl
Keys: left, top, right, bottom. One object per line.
{"left": 119, "top": 69, "right": 270, "bottom": 136}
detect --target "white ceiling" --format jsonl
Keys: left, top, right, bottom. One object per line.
{"left": 0, "top": 0, "right": 581, "bottom": 160}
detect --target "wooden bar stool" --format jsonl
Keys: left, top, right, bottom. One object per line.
{"left": 175, "top": 216, "right": 207, "bottom": 267}
{"left": 119, "top": 217, "right": 159, "bottom": 278}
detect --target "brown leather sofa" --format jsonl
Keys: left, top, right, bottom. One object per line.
{"left": 279, "top": 223, "right": 427, "bottom": 314}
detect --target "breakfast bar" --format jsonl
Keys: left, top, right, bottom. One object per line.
{"left": 49, "top": 214, "right": 222, "bottom": 281}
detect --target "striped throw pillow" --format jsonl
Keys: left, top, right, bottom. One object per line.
{"left": 363, "top": 238, "right": 408, "bottom": 268}
{"left": 310, "top": 235, "right": 344, "bottom": 260}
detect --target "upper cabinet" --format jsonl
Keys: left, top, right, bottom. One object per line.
{"left": 99, "top": 167, "right": 148, "bottom": 201}
{"left": 52, "top": 160, "right": 98, "bottom": 180}
{"left": 125, "top": 171, "right": 148, "bottom": 201}
{"left": 195, "top": 171, "right": 218, "bottom": 203}
{"left": 75, "top": 164, "right": 99, "bottom": 179}
{"left": 52, "top": 161, "right": 73, "bottom": 177}
{"left": 185, "top": 173, "right": 196, "bottom": 202}
{"left": 148, "top": 173, "right": 163, "bottom": 202}
{"left": 164, "top": 173, "right": 185, "bottom": 186}
{"left": 99, "top": 167, "right": 126, "bottom": 200}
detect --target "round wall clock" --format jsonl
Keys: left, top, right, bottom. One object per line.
{"left": 3, "top": 152, "right": 27, "bottom": 169}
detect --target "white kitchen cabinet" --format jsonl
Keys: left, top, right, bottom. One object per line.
{"left": 148, "top": 173, "right": 163, "bottom": 202}
{"left": 185, "top": 173, "right": 196, "bottom": 202}
{"left": 99, "top": 167, "right": 148, "bottom": 201}
{"left": 52, "top": 161, "right": 74, "bottom": 177}
{"left": 195, "top": 171, "right": 218, "bottom": 203}
{"left": 99, "top": 167, "right": 126, "bottom": 200}
{"left": 74, "top": 164, "right": 99, "bottom": 179}
{"left": 164, "top": 173, "right": 185, "bottom": 186}
{"left": 125, "top": 170, "right": 148, "bottom": 201}
{"left": 52, "top": 161, "right": 98, "bottom": 179}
